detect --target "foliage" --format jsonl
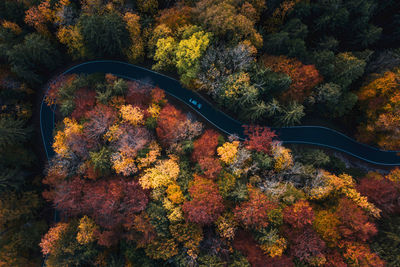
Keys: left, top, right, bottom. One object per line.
{"left": 182, "top": 175, "right": 224, "bottom": 225}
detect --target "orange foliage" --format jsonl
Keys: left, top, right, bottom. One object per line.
{"left": 262, "top": 55, "right": 323, "bottom": 102}
{"left": 243, "top": 125, "right": 277, "bottom": 155}
{"left": 357, "top": 69, "right": 400, "bottom": 150}
{"left": 283, "top": 200, "right": 314, "bottom": 229}
{"left": 234, "top": 186, "right": 277, "bottom": 229}
{"left": 40, "top": 223, "right": 69, "bottom": 255}
{"left": 156, "top": 5, "right": 192, "bottom": 31}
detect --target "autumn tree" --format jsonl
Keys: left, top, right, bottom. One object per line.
{"left": 243, "top": 125, "right": 277, "bottom": 155}
{"left": 234, "top": 186, "right": 277, "bottom": 229}
{"left": 156, "top": 104, "right": 187, "bottom": 147}
{"left": 357, "top": 68, "right": 400, "bottom": 150}
{"left": 182, "top": 175, "right": 224, "bottom": 225}
{"left": 335, "top": 198, "right": 377, "bottom": 242}
{"left": 123, "top": 12, "right": 144, "bottom": 62}
{"left": 262, "top": 55, "right": 323, "bottom": 103}
{"left": 283, "top": 200, "right": 315, "bottom": 229}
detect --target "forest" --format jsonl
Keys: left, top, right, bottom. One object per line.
{"left": 1, "top": 0, "right": 400, "bottom": 266}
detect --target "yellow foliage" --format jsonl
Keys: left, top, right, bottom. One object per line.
{"left": 57, "top": 25, "right": 86, "bottom": 59}
{"left": 216, "top": 212, "right": 237, "bottom": 240}
{"left": 139, "top": 158, "right": 180, "bottom": 189}
{"left": 166, "top": 183, "right": 184, "bottom": 204}
{"left": 271, "top": 142, "right": 293, "bottom": 172}
{"left": 217, "top": 141, "right": 239, "bottom": 164}
{"left": 76, "top": 216, "right": 98, "bottom": 245}
{"left": 314, "top": 172, "right": 381, "bottom": 218}
{"left": 2, "top": 21, "right": 22, "bottom": 34}
{"left": 53, "top": 118, "right": 82, "bottom": 156}
{"left": 111, "top": 153, "right": 137, "bottom": 176}
{"left": 313, "top": 210, "right": 341, "bottom": 246}
{"left": 260, "top": 237, "right": 287, "bottom": 258}
{"left": 147, "top": 103, "right": 161, "bottom": 119}
{"left": 137, "top": 141, "right": 161, "bottom": 169}
{"left": 104, "top": 123, "right": 121, "bottom": 142}
{"left": 124, "top": 12, "right": 144, "bottom": 62}
{"left": 120, "top": 105, "right": 144, "bottom": 126}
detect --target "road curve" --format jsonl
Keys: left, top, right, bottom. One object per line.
{"left": 40, "top": 60, "right": 400, "bottom": 166}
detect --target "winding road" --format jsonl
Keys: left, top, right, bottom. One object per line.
{"left": 40, "top": 60, "right": 400, "bottom": 166}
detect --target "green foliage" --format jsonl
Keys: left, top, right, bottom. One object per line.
{"left": 372, "top": 216, "right": 400, "bottom": 266}
{"left": 7, "top": 33, "right": 61, "bottom": 84}
{"left": 79, "top": 13, "right": 130, "bottom": 58}
{"left": 0, "top": 117, "right": 30, "bottom": 148}
{"left": 89, "top": 147, "right": 111, "bottom": 176}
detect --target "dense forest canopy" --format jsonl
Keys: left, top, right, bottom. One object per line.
{"left": 0, "top": 0, "right": 400, "bottom": 266}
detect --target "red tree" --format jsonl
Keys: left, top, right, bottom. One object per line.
{"left": 234, "top": 186, "right": 277, "bottom": 229}
{"left": 335, "top": 198, "right": 377, "bottom": 242}
{"left": 84, "top": 103, "right": 117, "bottom": 140}
{"left": 357, "top": 176, "right": 400, "bottom": 215}
{"left": 283, "top": 200, "right": 315, "bottom": 229}
{"left": 50, "top": 177, "right": 148, "bottom": 229}
{"left": 156, "top": 104, "right": 187, "bottom": 146}
{"left": 71, "top": 88, "right": 97, "bottom": 119}
{"left": 325, "top": 249, "right": 347, "bottom": 267}
{"left": 243, "top": 125, "right": 277, "bottom": 154}
{"left": 182, "top": 175, "right": 224, "bottom": 225}
{"left": 198, "top": 156, "right": 222, "bottom": 180}
{"left": 262, "top": 55, "right": 323, "bottom": 103}
{"left": 286, "top": 226, "right": 326, "bottom": 265}
{"left": 191, "top": 129, "right": 219, "bottom": 162}
{"left": 126, "top": 81, "right": 152, "bottom": 106}
{"left": 233, "top": 229, "right": 294, "bottom": 267}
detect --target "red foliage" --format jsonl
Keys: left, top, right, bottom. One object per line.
{"left": 197, "top": 156, "right": 222, "bottom": 180}
{"left": 234, "top": 187, "right": 277, "bottom": 229}
{"left": 182, "top": 175, "right": 224, "bottom": 225}
{"left": 335, "top": 198, "right": 377, "bottom": 242}
{"left": 191, "top": 129, "right": 219, "bottom": 162}
{"left": 262, "top": 55, "right": 323, "bottom": 103}
{"left": 286, "top": 226, "right": 326, "bottom": 264}
{"left": 357, "top": 176, "right": 400, "bottom": 215}
{"left": 233, "top": 229, "right": 294, "bottom": 267}
{"left": 243, "top": 125, "right": 277, "bottom": 154}
{"left": 50, "top": 177, "right": 148, "bottom": 229}
{"left": 151, "top": 87, "right": 166, "bottom": 104}
{"left": 325, "top": 249, "right": 347, "bottom": 267}
{"left": 84, "top": 103, "right": 118, "bottom": 140}
{"left": 97, "top": 229, "right": 121, "bottom": 247}
{"left": 156, "top": 5, "right": 192, "bottom": 31}
{"left": 156, "top": 104, "right": 187, "bottom": 146}
{"left": 71, "top": 88, "right": 97, "bottom": 120}
{"left": 283, "top": 200, "right": 315, "bottom": 229}
{"left": 126, "top": 81, "right": 152, "bottom": 106}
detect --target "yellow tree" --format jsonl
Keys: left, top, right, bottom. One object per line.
{"left": 120, "top": 104, "right": 144, "bottom": 126}
{"left": 76, "top": 216, "right": 99, "bottom": 245}
{"left": 139, "top": 158, "right": 180, "bottom": 189}
{"left": 217, "top": 141, "right": 239, "bottom": 164}
{"left": 57, "top": 25, "right": 86, "bottom": 59}
{"left": 124, "top": 12, "right": 144, "bottom": 62}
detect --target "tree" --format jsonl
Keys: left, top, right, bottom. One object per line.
{"left": 152, "top": 36, "right": 177, "bottom": 71}
{"left": 278, "top": 102, "right": 305, "bottom": 126}
{"left": 262, "top": 55, "right": 323, "bottom": 103}
{"left": 175, "top": 28, "right": 211, "bottom": 85}
{"left": 182, "top": 175, "right": 224, "bottom": 225}
{"left": 123, "top": 12, "right": 144, "bottom": 62}
{"left": 234, "top": 186, "right": 277, "bottom": 229}
{"left": 7, "top": 33, "right": 61, "bottom": 83}
{"left": 217, "top": 141, "right": 240, "bottom": 164}
{"left": 283, "top": 200, "right": 314, "bottom": 229}
{"left": 286, "top": 227, "right": 326, "bottom": 266}
{"left": 243, "top": 125, "right": 277, "bottom": 155}
{"left": 192, "top": 129, "right": 219, "bottom": 162}
{"left": 79, "top": 13, "right": 130, "bottom": 58}
{"left": 357, "top": 174, "right": 400, "bottom": 215}
{"left": 156, "top": 104, "right": 188, "bottom": 147}
{"left": 335, "top": 198, "right": 377, "bottom": 242}
{"left": 357, "top": 68, "right": 400, "bottom": 150}
{"left": 120, "top": 104, "right": 144, "bottom": 126}
{"left": 139, "top": 158, "right": 180, "bottom": 189}
{"left": 76, "top": 216, "right": 99, "bottom": 245}
{"left": 313, "top": 210, "right": 341, "bottom": 246}
{"left": 84, "top": 104, "right": 117, "bottom": 140}
{"left": 194, "top": 0, "right": 263, "bottom": 47}
{"left": 0, "top": 117, "right": 30, "bottom": 148}
{"left": 71, "top": 88, "right": 97, "bottom": 119}
{"left": 156, "top": 4, "right": 193, "bottom": 31}
{"left": 57, "top": 25, "right": 86, "bottom": 60}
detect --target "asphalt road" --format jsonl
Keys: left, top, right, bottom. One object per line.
{"left": 40, "top": 60, "right": 400, "bottom": 166}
